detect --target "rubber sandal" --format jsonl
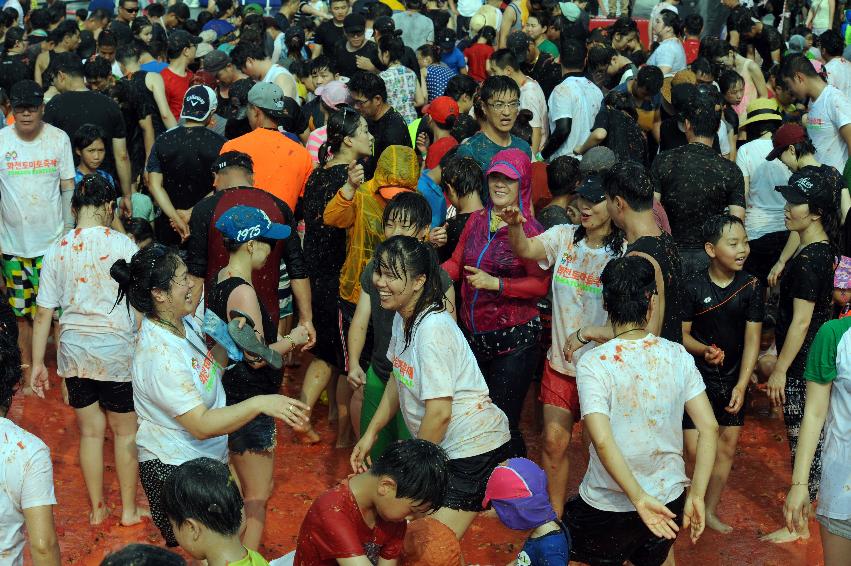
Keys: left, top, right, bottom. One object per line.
{"left": 227, "top": 310, "right": 283, "bottom": 369}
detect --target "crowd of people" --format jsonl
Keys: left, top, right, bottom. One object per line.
{"left": 1, "top": 0, "right": 851, "bottom": 563}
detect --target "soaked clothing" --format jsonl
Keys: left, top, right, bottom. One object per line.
{"left": 455, "top": 132, "right": 533, "bottom": 176}
{"left": 113, "top": 77, "right": 155, "bottom": 179}
{"left": 651, "top": 142, "right": 745, "bottom": 251}
{"left": 295, "top": 479, "right": 406, "bottom": 565}
{"left": 187, "top": 187, "right": 307, "bottom": 329}
{"left": 626, "top": 232, "right": 683, "bottom": 343}
{"left": 303, "top": 164, "right": 348, "bottom": 366}
{"left": 777, "top": 241, "right": 833, "bottom": 501}
{"left": 129, "top": 70, "right": 167, "bottom": 136}
{"left": 750, "top": 23, "right": 784, "bottom": 73}
{"left": 592, "top": 106, "right": 648, "bottom": 167}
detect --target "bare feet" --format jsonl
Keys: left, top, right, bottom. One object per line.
{"left": 89, "top": 502, "right": 112, "bottom": 525}
{"left": 293, "top": 424, "right": 321, "bottom": 444}
{"left": 120, "top": 506, "right": 151, "bottom": 527}
{"left": 335, "top": 428, "right": 356, "bottom": 449}
{"left": 706, "top": 513, "right": 733, "bottom": 534}
{"left": 760, "top": 525, "right": 810, "bottom": 543}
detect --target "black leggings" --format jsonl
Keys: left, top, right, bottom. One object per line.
{"left": 784, "top": 372, "right": 825, "bottom": 502}
{"left": 139, "top": 459, "right": 179, "bottom": 546}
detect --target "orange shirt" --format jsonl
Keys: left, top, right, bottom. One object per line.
{"left": 221, "top": 128, "right": 313, "bottom": 211}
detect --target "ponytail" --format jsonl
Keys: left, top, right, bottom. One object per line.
{"left": 319, "top": 105, "right": 361, "bottom": 166}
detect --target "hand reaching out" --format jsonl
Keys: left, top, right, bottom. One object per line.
{"left": 496, "top": 205, "right": 527, "bottom": 226}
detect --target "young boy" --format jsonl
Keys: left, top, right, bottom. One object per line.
{"left": 536, "top": 156, "right": 580, "bottom": 229}
{"left": 347, "top": 192, "right": 455, "bottom": 461}
{"left": 294, "top": 439, "right": 449, "bottom": 565}
{"left": 484, "top": 458, "right": 569, "bottom": 565}
{"left": 681, "top": 214, "right": 764, "bottom": 533}
{"left": 437, "top": 155, "right": 484, "bottom": 263}
{"left": 162, "top": 457, "right": 270, "bottom": 566}
{"left": 683, "top": 14, "right": 703, "bottom": 64}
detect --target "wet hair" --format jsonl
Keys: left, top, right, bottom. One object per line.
{"left": 745, "top": 116, "right": 780, "bottom": 139}
{"left": 690, "top": 56, "right": 715, "bottom": 79}
{"left": 29, "top": 8, "right": 50, "bottom": 31}
{"left": 229, "top": 41, "right": 267, "bottom": 70}
{"left": 779, "top": 53, "right": 823, "bottom": 82}
{"left": 702, "top": 213, "right": 744, "bottom": 245}
{"left": 587, "top": 46, "right": 616, "bottom": 71}
{"left": 683, "top": 94, "right": 720, "bottom": 138}
{"left": 811, "top": 192, "right": 841, "bottom": 257}
{"left": 123, "top": 217, "right": 155, "bottom": 246}
{"left": 75, "top": 7, "right": 88, "bottom": 20}
{"left": 601, "top": 255, "right": 657, "bottom": 326}
{"left": 383, "top": 192, "right": 432, "bottom": 231}
{"left": 821, "top": 29, "right": 844, "bottom": 57}
{"left": 310, "top": 55, "right": 337, "bottom": 75}
{"left": 475, "top": 75, "right": 520, "bottom": 120}
{"left": 473, "top": 25, "right": 497, "bottom": 46}
{"left": 449, "top": 113, "right": 479, "bottom": 142}
{"left": 510, "top": 108, "right": 533, "bottom": 144}
{"left": 635, "top": 65, "right": 663, "bottom": 94}
{"left": 684, "top": 13, "right": 703, "bottom": 36}
{"left": 416, "top": 43, "right": 440, "bottom": 63}
{"left": 100, "top": 544, "right": 186, "bottom": 566}
{"left": 762, "top": 312, "right": 776, "bottom": 331}
{"left": 608, "top": 16, "right": 638, "bottom": 39}
{"left": 730, "top": 5, "right": 757, "bottom": 34}
{"left": 116, "top": 43, "right": 142, "bottom": 65}
{"left": 657, "top": 9, "right": 684, "bottom": 36}
{"left": 441, "top": 155, "right": 483, "bottom": 199}
{"left": 0, "top": 331, "right": 21, "bottom": 415}
{"left": 348, "top": 71, "right": 387, "bottom": 103}
{"left": 50, "top": 19, "right": 79, "bottom": 45}
{"left": 72, "top": 123, "right": 106, "bottom": 151}
{"left": 319, "top": 105, "right": 361, "bottom": 166}
{"left": 559, "top": 38, "right": 586, "bottom": 69}
{"left": 490, "top": 48, "right": 522, "bottom": 72}
{"left": 84, "top": 57, "right": 112, "bottom": 81}
{"left": 215, "top": 0, "right": 234, "bottom": 19}
{"left": 50, "top": 51, "right": 84, "bottom": 78}
{"left": 605, "top": 89, "right": 637, "bottom": 120}
{"left": 444, "top": 74, "right": 478, "bottom": 101}
{"left": 370, "top": 1, "right": 393, "bottom": 19}
{"left": 3, "top": 27, "right": 24, "bottom": 52}
{"left": 370, "top": 439, "right": 449, "bottom": 510}
{"left": 603, "top": 160, "right": 654, "bottom": 211}
{"left": 146, "top": 2, "right": 165, "bottom": 18}
{"left": 110, "top": 244, "right": 185, "bottom": 317}
{"left": 527, "top": 10, "right": 550, "bottom": 30}
{"left": 373, "top": 236, "right": 446, "bottom": 347}
{"left": 132, "top": 16, "right": 153, "bottom": 38}
{"left": 547, "top": 155, "right": 580, "bottom": 197}
{"left": 698, "top": 36, "right": 733, "bottom": 69}
{"left": 378, "top": 34, "right": 406, "bottom": 64}
{"left": 72, "top": 174, "right": 115, "bottom": 211}
{"left": 162, "top": 457, "right": 243, "bottom": 536}
{"left": 718, "top": 69, "right": 744, "bottom": 95}
{"left": 98, "top": 30, "right": 118, "bottom": 49}
{"left": 790, "top": 138, "right": 817, "bottom": 158}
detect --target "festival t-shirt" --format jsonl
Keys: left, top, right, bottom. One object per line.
{"left": 807, "top": 84, "right": 851, "bottom": 171}
{"left": 0, "top": 418, "right": 56, "bottom": 566}
{"left": 37, "top": 227, "right": 138, "bottom": 380}
{"left": 0, "top": 123, "right": 75, "bottom": 258}
{"left": 132, "top": 316, "right": 228, "bottom": 465}
{"left": 735, "top": 137, "right": 791, "bottom": 241}
{"left": 647, "top": 38, "right": 687, "bottom": 74}
{"left": 826, "top": 57, "right": 851, "bottom": 100}
{"left": 547, "top": 75, "right": 603, "bottom": 160}
{"left": 387, "top": 309, "right": 510, "bottom": 459}
{"left": 681, "top": 270, "right": 764, "bottom": 385}
{"left": 576, "top": 335, "right": 705, "bottom": 512}
{"left": 520, "top": 77, "right": 549, "bottom": 150}
{"left": 534, "top": 224, "right": 622, "bottom": 375}
{"left": 294, "top": 479, "right": 406, "bottom": 565}
{"left": 804, "top": 316, "right": 851, "bottom": 520}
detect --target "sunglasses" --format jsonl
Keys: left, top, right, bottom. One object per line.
{"left": 123, "top": 6, "right": 139, "bottom": 11}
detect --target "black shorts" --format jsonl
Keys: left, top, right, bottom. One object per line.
{"left": 682, "top": 380, "right": 746, "bottom": 429}
{"left": 228, "top": 413, "right": 277, "bottom": 454}
{"left": 65, "top": 377, "right": 134, "bottom": 413}
{"left": 566, "top": 491, "right": 686, "bottom": 566}
{"left": 443, "top": 441, "right": 513, "bottom": 512}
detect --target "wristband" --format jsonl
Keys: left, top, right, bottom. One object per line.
{"left": 283, "top": 335, "right": 296, "bottom": 351}
{"left": 576, "top": 328, "right": 590, "bottom": 345}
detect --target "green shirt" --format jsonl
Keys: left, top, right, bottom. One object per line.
{"left": 227, "top": 548, "right": 269, "bottom": 566}
{"left": 804, "top": 317, "right": 851, "bottom": 384}
{"left": 538, "top": 39, "right": 560, "bottom": 59}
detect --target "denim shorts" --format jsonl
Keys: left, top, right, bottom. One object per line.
{"left": 228, "top": 413, "right": 276, "bottom": 454}
{"left": 817, "top": 514, "right": 851, "bottom": 540}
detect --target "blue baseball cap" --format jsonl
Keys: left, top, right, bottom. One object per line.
{"left": 214, "top": 206, "right": 291, "bottom": 243}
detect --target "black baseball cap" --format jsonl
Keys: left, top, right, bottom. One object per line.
{"left": 576, "top": 175, "right": 606, "bottom": 203}
{"left": 775, "top": 169, "right": 837, "bottom": 211}
{"left": 213, "top": 151, "right": 254, "bottom": 174}
{"left": 10, "top": 80, "right": 44, "bottom": 108}
{"left": 167, "top": 29, "right": 201, "bottom": 53}
{"left": 344, "top": 14, "right": 366, "bottom": 34}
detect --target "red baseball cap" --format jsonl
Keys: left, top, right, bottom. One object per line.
{"left": 766, "top": 122, "right": 808, "bottom": 161}
{"left": 423, "top": 96, "right": 460, "bottom": 126}
{"left": 425, "top": 136, "right": 458, "bottom": 170}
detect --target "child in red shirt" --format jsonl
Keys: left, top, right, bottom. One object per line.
{"left": 683, "top": 14, "right": 703, "bottom": 64}
{"left": 464, "top": 25, "right": 497, "bottom": 83}
{"left": 294, "top": 440, "right": 449, "bottom": 565}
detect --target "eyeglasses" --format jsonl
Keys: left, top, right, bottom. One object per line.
{"left": 487, "top": 100, "right": 521, "bottom": 113}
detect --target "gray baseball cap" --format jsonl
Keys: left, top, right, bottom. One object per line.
{"left": 247, "top": 82, "right": 285, "bottom": 118}
{"left": 579, "top": 146, "right": 618, "bottom": 176}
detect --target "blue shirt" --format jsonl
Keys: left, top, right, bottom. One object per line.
{"left": 425, "top": 64, "right": 457, "bottom": 102}
{"left": 202, "top": 19, "right": 237, "bottom": 39}
{"left": 417, "top": 170, "right": 447, "bottom": 227}
{"left": 75, "top": 168, "right": 116, "bottom": 190}
{"left": 140, "top": 61, "right": 168, "bottom": 73}
{"left": 441, "top": 47, "right": 467, "bottom": 75}
{"left": 516, "top": 523, "right": 570, "bottom": 566}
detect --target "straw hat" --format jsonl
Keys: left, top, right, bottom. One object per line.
{"left": 739, "top": 98, "right": 783, "bottom": 127}
{"left": 660, "top": 69, "right": 696, "bottom": 104}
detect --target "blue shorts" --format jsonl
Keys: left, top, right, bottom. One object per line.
{"left": 228, "top": 414, "right": 276, "bottom": 454}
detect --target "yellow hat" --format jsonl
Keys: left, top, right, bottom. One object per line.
{"left": 739, "top": 97, "right": 783, "bottom": 127}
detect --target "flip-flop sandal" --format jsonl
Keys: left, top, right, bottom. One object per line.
{"left": 227, "top": 310, "right": 283, "bottom": 369}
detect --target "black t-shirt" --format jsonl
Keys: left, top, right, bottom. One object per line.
{"left": 777, "top": 241, "right": 836, "bottom": 377}
{"left": 367, "top": 107, "right": 411, "bottom": 177}
{"left": 651, "top": 142, "right": 746, "bottom": 250}
{"left": 361, "top": 259, "right": 453, "bottom": 381}
{"left": 0, "top": 54, "right": 31, "bottom": 96}
{"left": 315, "top": 20, "right": 345, "bottom": 52}
{"left": 751, "top": 24, "right": 784, "bottom": 72}
{"left": 682, "top": 270, "right": 765, "bottom": 384}
{"left": 537, "top": 205, "right": 571, "bottom": 230}
{"left": 44, "top": 90, "right": 127, "bottom": 179}
{"left": 334, "top": 41, "right": 381, "bottom": 80}
{"left": 146, "top": 125, "right": 226, "bottom": 245}
{"left": 439, "top": 211, "right": 473, "bottom": 263}
{"left": 208, "top": 276, "right": 281, "bottom": 403}
{"left": 112, "top": 77, "right": 154, "bottom": 178}
{"left": 593, "top": 106, "right": 648, "bottom": 167}
{"left": 627, "top": 232, "right": 683, "bottom": 343}
{"left": 524, "top": 52, "right": 563, "bottom": 101}
{"left": 109, "top": 20, "right": 133, "bottom": 46}
{"left": 658, "top": 117, "right": 722, "bottom": 154}
{"left": 130, "top": 71, "right": 166, "bottom": 136}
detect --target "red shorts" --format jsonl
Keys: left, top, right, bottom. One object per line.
{"left": 539, "top": 360, "right": 580, "bottom": 417}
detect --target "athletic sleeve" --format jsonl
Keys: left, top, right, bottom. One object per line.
{"left": 679, "top": 274, "right": 699, "bottom": 323}
{"left": 533, "top": 224, "right": 574, "bottom": 270}
{"left": 789, "top": 245, "right": 834, "bottom": 302}
{"left": 804, "top": 318, "right": 851, "bottom": 384}
{"left": 592, "top": 106, "right": 610, "bottom": 132}
{"left": 745, "top": 276, "right": 765, "bottom": 322}
{"left": 576, "top": 355, "right": 611, "bottom": 419}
